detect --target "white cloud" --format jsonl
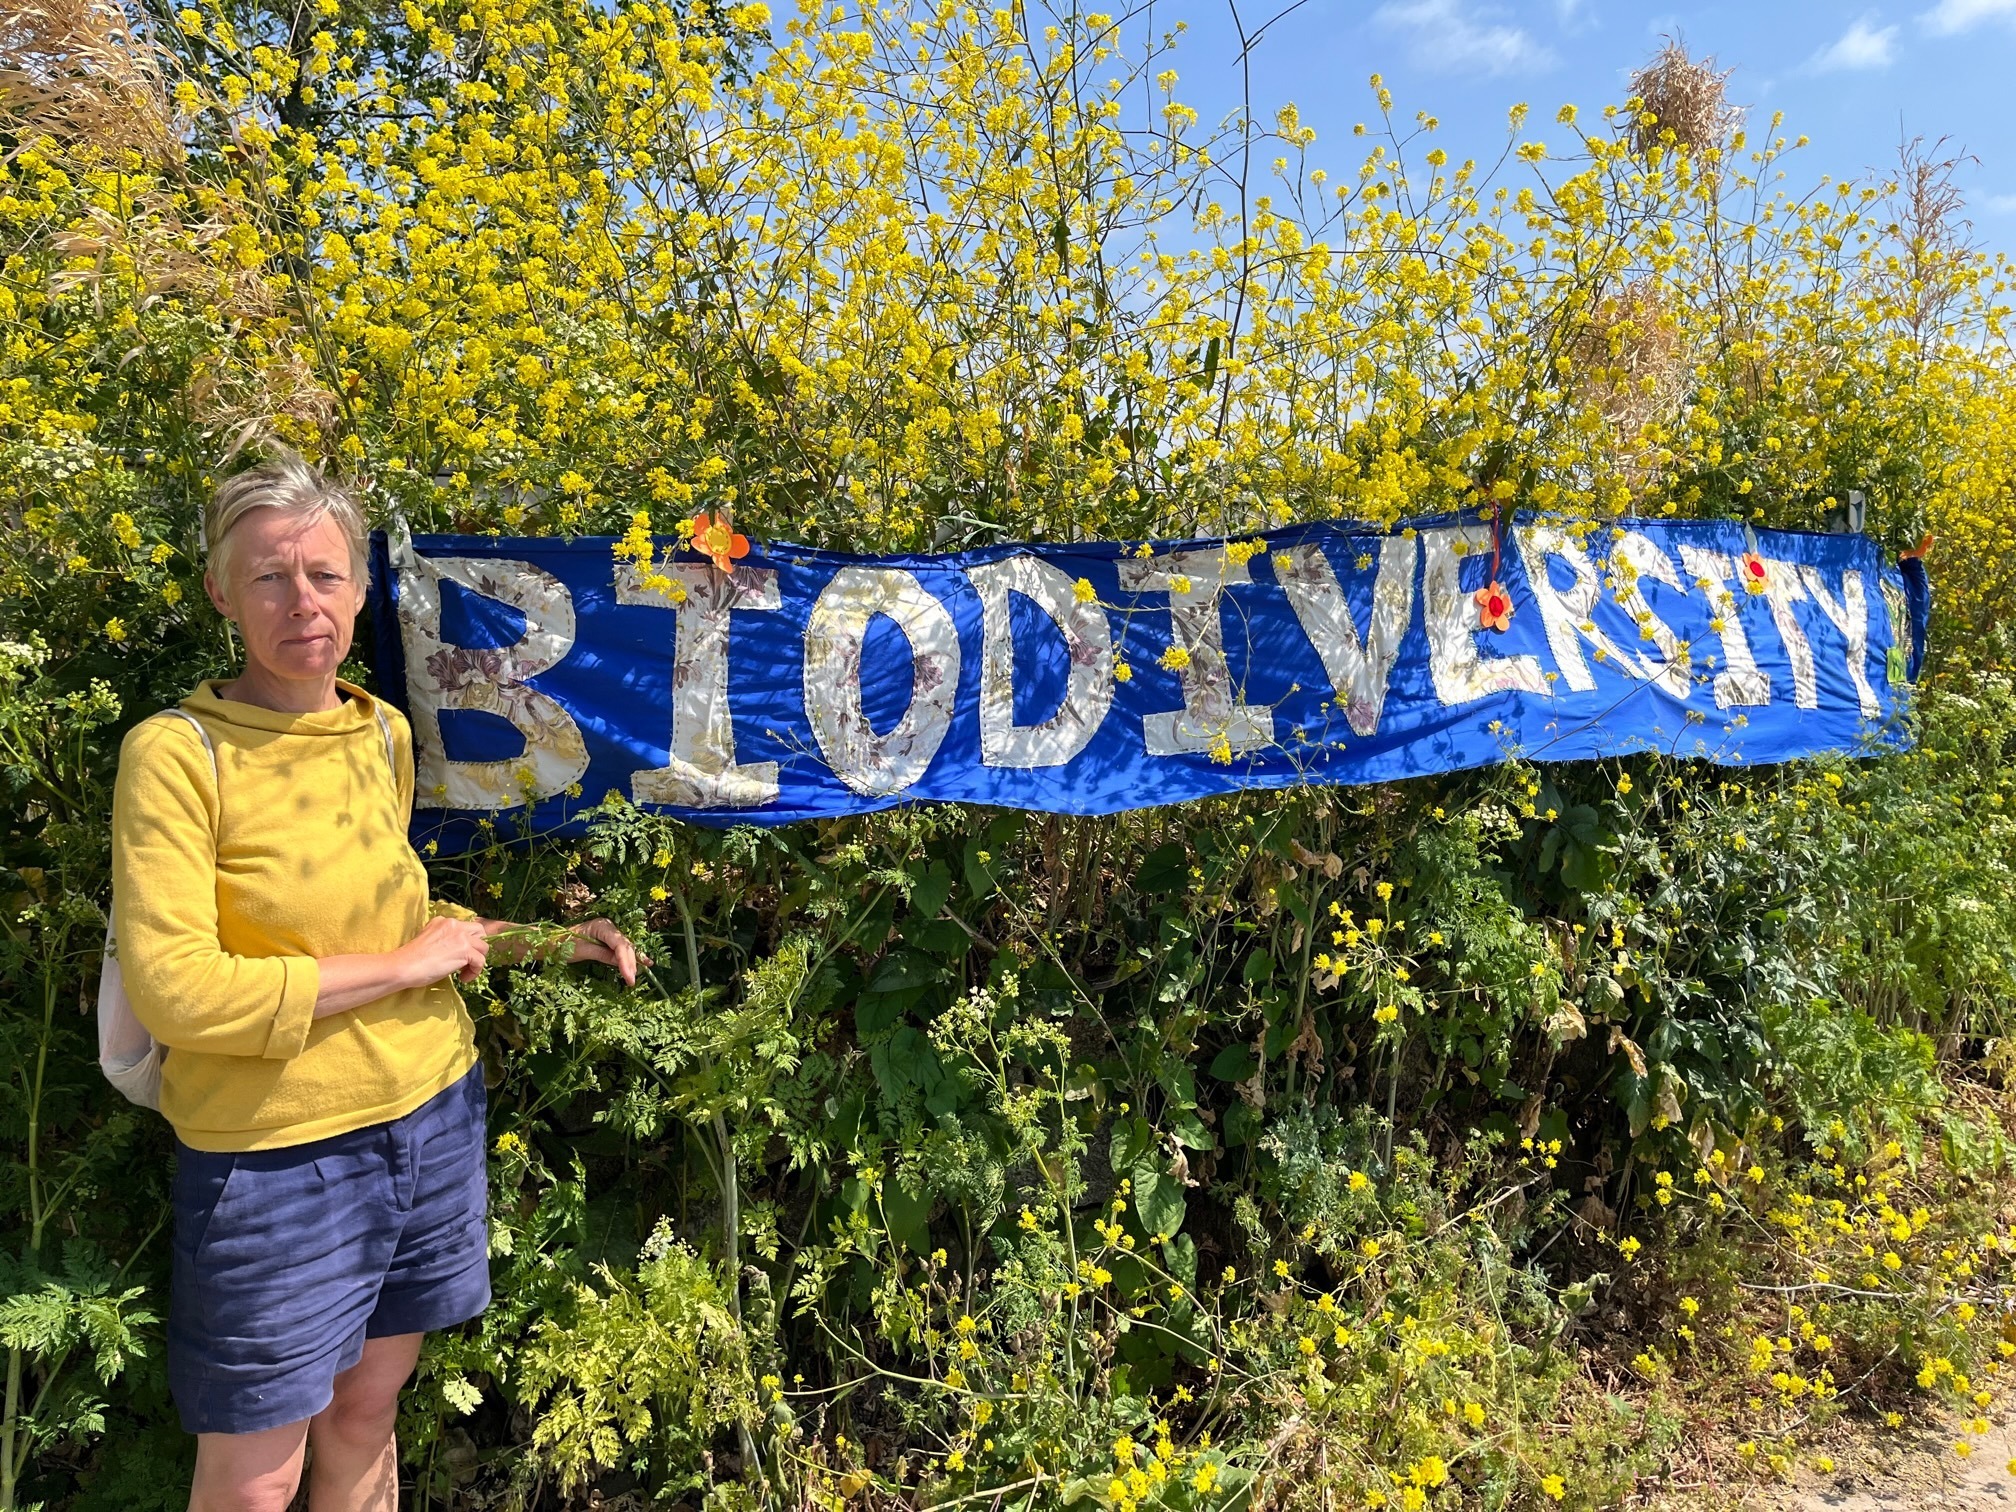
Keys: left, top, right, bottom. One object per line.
{"left": 1920, "top": 0, "right": 2016, "bottom": 34}
{"left": 1807, "top": 15, "right": 1899, "bottom": 71}
{"left": 1984, "top": 191, "right": 2016, "bottom": 213}
{"left": 1373, "top": 0, "right": 1557, "bottom": 76}
{"left": 1554, "top": 0, "right": 1599, "bottom": 32}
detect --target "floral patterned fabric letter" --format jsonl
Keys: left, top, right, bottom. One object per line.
{"left": 1275, "top": 536, "right": 1416, "bottom": 737}
{"left": 1419, "top": 525, "right": 1548, "bottom": 706}
{"left": 1118, "top": 546, "right": 1274, "bottom": 757}
{"left": 969, "top": 554, "right": 1113, "bottom": 768}
{"left": 804, "top": 566, "right": 962, "bottom": 797}
{"left": 1608, "top": 531, "right": 1694, "bottom": 702}
{"left": 394, "top": 551, "right": 591, "bottom": 810}
{"left": 1799, "top": 566, "right": 1880, "bottom": 719}
{"left": 1677, "top": 546, "right": 1773, "bottom": 710}
{"left": 614, "top": 562, "right": 782, "bottom": 807}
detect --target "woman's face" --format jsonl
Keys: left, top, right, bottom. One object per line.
{"left": 204, "top": 508, "right": 366, "bottom": 685}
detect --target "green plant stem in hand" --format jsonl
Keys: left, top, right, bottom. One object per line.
{"left": 482, "top": 920, "right": 589, "bottom": 967}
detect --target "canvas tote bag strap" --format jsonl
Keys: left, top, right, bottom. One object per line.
{"left": 99, "top": 709, "right": 218, "bottom": 1109}
{"left": 158, "top": 707, "right": 218, "bottom": 773}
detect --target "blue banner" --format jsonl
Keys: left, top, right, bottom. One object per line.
{"left": 367, "top": 515, "right": 1930, "bottom": 855}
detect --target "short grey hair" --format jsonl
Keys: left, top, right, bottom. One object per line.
{"left": 204, "top": 453, "right": 371, "bottom": 591}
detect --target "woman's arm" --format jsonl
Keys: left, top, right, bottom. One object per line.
{"left": 393, "top": 713, "right": 646, "bottom": 990}
{"left": 464, "top": 917, "right": 648, "bottom": 985}
{"left": 310, "top": 917, "right": 645, "bottom": 1021}
{"left": 114, "top": 720, "right": 322, "bottom": 1058}
{"left": 312, "top": 916, "right": 493, "bottom": 1019}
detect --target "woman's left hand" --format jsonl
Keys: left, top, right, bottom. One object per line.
{"left": 563, "top": 919, "right": 651, "bottom": 986}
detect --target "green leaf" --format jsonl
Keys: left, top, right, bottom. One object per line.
{"left": 880, "top": 1181, "right": 933, "bottom": 1254}
{"left": 962, "top": 820, "right": 1016, "bottom": 899}
{"left": 1209, "top": 1043, "right": 1258, "bottom": 1082}
{"left": 1110, "top": 1115, "right": 1154, "bottom": 1172}
{"left": 865, "top": 948, "right": 938, "bottom": 994}
{"left": 1131, "top": 1158, "right": 1186, "bottom": 1240}
{"left": 442, "top": 1375, "right": 483, "bottom": 1415}
{"left": 902, "top": 916, "right": 971, "bottom": 958}
{"left": 869, "top": 1026, "right": 940, "bottom": 1097}
{"left": 908, "top": 860, "right": 953, "bottom": 921}
{"left": 1224, "top": 1100, "right": 1264, "bottom": 1147}
{"left": 1163, "top": 1232, "right": 1198, "bottom": 1290}
{"left": 1136, "top": 841, "right": 1188, "bottom": 894}
{"left": 855, "top": 992, "right": 905, "bottom": 1036}
{"left": 1168, "top": 1109, "right": 1213, "bottom": 1151}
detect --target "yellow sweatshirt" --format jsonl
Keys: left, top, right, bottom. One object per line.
{"left": 110, "top": 677, "right": 479, "bottom": 1152}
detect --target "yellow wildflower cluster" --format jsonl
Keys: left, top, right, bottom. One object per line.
{"left": 1636, "top": 1120, "right": 2016, "bottom": 1484}
{"left": 7, "top": 0, "right": 2011, "bottom": 661}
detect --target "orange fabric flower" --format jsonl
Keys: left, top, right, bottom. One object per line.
{"left": 1739, "top": 551, "right": 1769, "bottom": 594}
{"left": 1475, "top": 581, "right": 1513, "bottom": 633}
{"left": 688, "top": 512, "right": 749, "bottom": 572}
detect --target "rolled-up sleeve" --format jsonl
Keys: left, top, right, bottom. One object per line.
{"left": 111, "top": 719, "right": 321, "bottom": 1059}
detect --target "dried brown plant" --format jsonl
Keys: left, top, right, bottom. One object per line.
{"left": 1627, "top": 36, "right": 1742, "bottom": 157}
{"left": 6, "top": 0, "right": 340, "bottom": 457}
{"left": 45, "top": 193, "right": 341, "bottom": 454}
{"left": 1558, "top": 280, "right": 1690, "bottom": 486}
{"left": 0, "top": 0, "right": 177, "bottom": 167}
{"left": 1881, "top": 135, "right": 1978, "bottom": 353}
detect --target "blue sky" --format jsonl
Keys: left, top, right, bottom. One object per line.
{"left": 1150, "top": 0, "right": 2016, "bottom": 253}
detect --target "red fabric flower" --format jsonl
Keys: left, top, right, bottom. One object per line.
{"left": 1475, "top": 581, "right": 1513, "bottom": 633}
{"left": 1739, "top": 551, "right": 1769, "bottom": 594}
{"left": 688, "top": 512, "right": 749, "bottom": 572}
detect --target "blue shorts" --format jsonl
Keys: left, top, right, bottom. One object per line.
{"left": 168, "top": 1062, "right": 492, "bottom": 1436}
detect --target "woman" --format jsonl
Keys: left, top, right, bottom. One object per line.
{"left": 110, "top": 455, "right": 645, "bottom": 1512}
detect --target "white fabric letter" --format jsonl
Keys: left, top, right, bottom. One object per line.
{"left": 1676, "top": 546, "right": 1772, "bottom": 709}
{"left": 1755, "top": 559, "right": 1816, "bottom": 709}
{"left": 1118, "top": 546, "right": 1275, "bottom": 756}
{"left": 395, "top": 552, "right": 590, "bottom": 809}
{"left": 1276, "top": 535, "right": 1416, "bottom": 736}
{"left": 1514, "top": 524, "right": 1634, "bottom": 694}
{"left": 615, "top": 563, "right": 781, "bottom": 807}
{"left": 1419, "top": 525, "right": 1548, "bottom": 705}
{"left": 1609, "top": 531, "right": 1694, "bottom": 702}
{"left": 969, "top": 554, "right": 1114, "bottom": 768}
{"left": 1799, "top": 565, "right": 1881, "bottom": 718}
{"left": 804, "top": 566, "right": 962, "bottom": 796}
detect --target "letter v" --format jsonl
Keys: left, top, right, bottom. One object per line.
{"left": 1277, "top": 535, "right": 1418, "bottom": 737}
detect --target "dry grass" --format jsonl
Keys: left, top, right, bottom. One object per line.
{"left": 0, "top": 0, "right": 177, "bottom": 167}
{"left": 1558, "top": 279, "right": 1691, "bottom": 485}
{"left": 4, "top": 1, "right": 339, "bottom": 456}
{"left": 1882, "top": 136, "right": 1979, "bottom": 350}
{"left": 1628, "top": 37, "right": 1742, "bottom": 157}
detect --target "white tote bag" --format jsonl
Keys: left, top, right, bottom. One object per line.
{"left": 99, "top": 705, "right": 392, "bottom": 1109}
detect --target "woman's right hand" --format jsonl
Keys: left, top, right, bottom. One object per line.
{"left": 399, "top": 917, "right": 492, "bottom": 986}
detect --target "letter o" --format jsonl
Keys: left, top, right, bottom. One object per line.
{"left": 804, "top": 566, "right": 963, "bottom": 797}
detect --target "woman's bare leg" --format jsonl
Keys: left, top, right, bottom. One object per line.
{"left": 188, "top": 1420, "right": 309, "bottom": 1512}
{"left": 304, "top": 1333, "right": 424, "bottom": 1512}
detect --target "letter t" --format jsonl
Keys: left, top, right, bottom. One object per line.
{"left": 615, "top": 562, "right": 781, "bottom": 808}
